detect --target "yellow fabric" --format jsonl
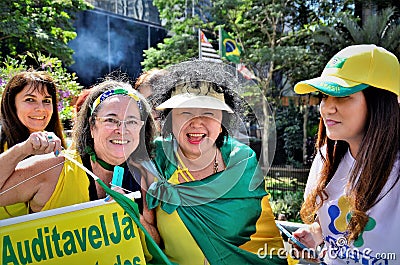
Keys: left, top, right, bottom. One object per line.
{"left": 0, "top": 203, "right": 29, "bottom": 220}
{"left": 169, "top": 152, "right": 196, "bottom": 184}
{"left": 287, "top": 255, "right": 300, "bottom": 265}
{"left": 239, "top": 196, "right": 286, "bottom": 253}
{"left": 0, "top": 143, "right": 29, "bottom": 220}
{"left": 41, "top": 150, "right": 90, "bottom": 211}
{"left": 157, "top": 168, "right": 286, "bottom": 265}
{"left": 156, "top": 207, "right": 205, "bottom": 265}
{"left": 156, "top": 170, "right": 205, "bottom": 265}
{"left": 0, "top": 149, "right": 90, "bottom": 219}
{"left": 294, "top": 44, "right": 400, "bottom": 96}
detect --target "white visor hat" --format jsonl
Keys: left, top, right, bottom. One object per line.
{"left": 155, "top": 81, "right": 234, "bottom": 113}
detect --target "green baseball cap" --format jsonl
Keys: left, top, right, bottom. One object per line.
{"left": 294, "top": 44, "right": 400, "bottom": 96}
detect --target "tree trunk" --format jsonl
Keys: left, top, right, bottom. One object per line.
{"left": 261, "top": 62, "right": 276, "bottom": 172}
{"left": 302, "top": 95, "right": 310, "bottom": 165}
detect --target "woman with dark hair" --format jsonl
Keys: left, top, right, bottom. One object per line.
{"left": 292, "top": 45, "right": 399, "bottom": 264}
{"left": 0, "top": 71, "right": 64, "bottom": 219}
{"left": 144, "top": 60, "right": 288, "bottom": 265}
{"left": 0, "top": 77, "right": 158, "bottom": 240}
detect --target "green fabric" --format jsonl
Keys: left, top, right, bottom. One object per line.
{"left": 85, "top": 146, "right": 115, "bottom": 171}
{"left": 85, "top": 145, "right": 129, "bottom": 173}
{"left": 308, "top": 81, "right": 369, "bottom": 97}
{"left": 147, "top": 137, "right": 288, "bottom": 265}
{"left": 97, "top": 179, "right": 174, "bottom": 265}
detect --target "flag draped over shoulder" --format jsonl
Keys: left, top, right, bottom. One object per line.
{"left": 147, "top": 137, "right": 288, "bottom": 265}
{"left": 220, "top": 28, "right": 242, "bottom": 64}
{"left": 199, "top": 29, "right": 222, "bottom": 63}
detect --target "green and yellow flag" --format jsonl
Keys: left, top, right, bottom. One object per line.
{"left": 220, "top": 28, "right": 242, "bottom": 63}
{"left": 147, "top": 137, "right": 289, "bottom": 265}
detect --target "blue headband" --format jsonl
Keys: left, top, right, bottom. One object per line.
{"left": 91, "top": 88, "right": 142, "bottom": 114}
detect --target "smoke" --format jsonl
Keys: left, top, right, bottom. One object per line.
{"left": 68, "top": 10, "right": 156, "bottom": 87}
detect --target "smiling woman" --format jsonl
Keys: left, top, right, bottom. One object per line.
{"left": 0, "top": 70, "right": 66, "bottom": 220}
{"left": 145, "top": 60, "right": 289, "bottom": 265}
{"left": 0, "top": 77, "right": 160, "bottom": 247}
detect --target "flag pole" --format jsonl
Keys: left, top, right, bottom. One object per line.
{"left": 198, "top": 28, "right": 201, "bottom": 60}
{"left": 218, "top": 26, "right": 222, "bottom": 58}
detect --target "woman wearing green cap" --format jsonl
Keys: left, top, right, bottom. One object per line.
{"left": 292, "top": 44, "right": 399, "bottom": 264}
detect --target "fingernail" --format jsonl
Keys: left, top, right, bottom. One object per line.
{"left": 104, "top": 195, "right": 111, "bottom": 202}
{"left": 54, "top": 150, "right": 59, "bottom": 157}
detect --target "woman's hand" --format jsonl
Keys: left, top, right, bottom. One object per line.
{"left": 20, "top": 131, "right": 62, "bottom": 157}
{"left": 291, "top": 222, "right": 324, "bottom": 262}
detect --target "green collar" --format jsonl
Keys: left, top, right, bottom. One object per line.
{"left": 85, "top": 146, "right": 116, "bottom": 171}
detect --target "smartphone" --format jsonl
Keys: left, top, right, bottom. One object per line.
{"left": 276, "top": 222, "right": 308, "bottom": 250}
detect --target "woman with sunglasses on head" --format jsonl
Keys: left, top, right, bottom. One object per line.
{"left": 0, "top": 71, "right": 65, "bottom": 220}
{"left": 292, "top": 45, "right": 399, "bottom": 264}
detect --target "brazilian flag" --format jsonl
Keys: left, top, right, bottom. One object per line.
{"left": 220, "top": 28, "right": 242, "bottom": 64}
{"left": 147, "top": 137, "right": 289, "bottom": 265}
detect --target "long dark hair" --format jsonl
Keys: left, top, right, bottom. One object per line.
{"left": 300, "top": 87, "right": 400, "bottom": 242}
{"left": 0, "top": 71, "right": 66, "bottom": 152}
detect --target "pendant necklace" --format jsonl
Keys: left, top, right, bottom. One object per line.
{"left": 213, "top": 148, "right": 219, "bottom": 174}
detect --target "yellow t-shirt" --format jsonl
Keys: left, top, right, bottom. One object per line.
{"left": 0, "top": 150, "right": 90, "bottom": 219}
{"left": 41, "top": 150, "right": 90, "bottom": 211}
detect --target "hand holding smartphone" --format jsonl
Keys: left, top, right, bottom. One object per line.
{"left": 276, "top": 222, "right": 308, "bottom": 249}
{"left": 276, "top": 222, "right": 322, "bottom": 261}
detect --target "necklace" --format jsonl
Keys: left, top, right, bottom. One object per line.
{"left": 213, "top": 148, "right": 219, "bottom": 174}
{"left": 175, "top": 147, "right": 220, "bottom": 183}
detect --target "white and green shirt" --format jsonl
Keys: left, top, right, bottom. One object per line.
{"left": 305, "top": 148, "right": 400, "bottom": 264}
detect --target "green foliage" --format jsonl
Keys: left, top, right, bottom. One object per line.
{"left": 269, "top": 190, "right": 304, "bottom": 222}
{"left": 0, "top": 52, "right": 83, "bottom": 121}
{"left": 275, "top": 100, "right": 303, "bottom": 166}
{"left": 265, "top": 176, "right": 306, "bottom": 191}
{"left": 0, "top": 56, "right": 27, "bottom": 91}
{"left": 142, "top": 0, "right": 209, "bottom": 70}
{"left": 273, "top": 100, "right": 320, "bottom": 166}
{"left": 0, "top": 0, "right": 92, "bottom": 66}
{"left": 142, "top": 34, "right": 198, "bottom": 71}
{"left": 313, "top": 7, "right": 400, "bottom": 58}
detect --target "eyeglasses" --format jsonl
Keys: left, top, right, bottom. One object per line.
{"left": 95, "top": 117, "right": 144, "bottom": 130}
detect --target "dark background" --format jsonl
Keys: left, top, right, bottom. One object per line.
{"left": 68, "top": 8, "right": 167, "bottom": 87}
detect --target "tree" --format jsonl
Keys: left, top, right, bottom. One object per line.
{"left": 212, "top": 0, "right": 324, "bottom": 167}
{"left": 142, "top": 0, "right": 214, "bottom": 70}
{"left": 315, "top": 7, "right": 400, "bottom": 57}
{"left": 0, "top": 0, "right": 92, "bottom": 66}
